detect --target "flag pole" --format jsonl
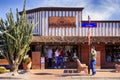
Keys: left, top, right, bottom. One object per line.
{"left": 88, "top": 15, "right": 91, "bottom": 74}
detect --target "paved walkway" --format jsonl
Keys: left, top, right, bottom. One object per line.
{"left": 0, "top": 69, "right": 120, "bottom": 80}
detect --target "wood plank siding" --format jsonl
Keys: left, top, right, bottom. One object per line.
{"left": 23, "top": 7, "right": 120, "bottom": 37}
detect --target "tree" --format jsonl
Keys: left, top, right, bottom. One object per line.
{"left": 0, "top": 0, "right": 34, "bottom": 72}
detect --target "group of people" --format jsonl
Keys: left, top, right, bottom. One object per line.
{"left": 46, "top": 46, "right": 97, "bottom": 75}
{"left": 47, "top": 48, "right": 66, "bottom": 69}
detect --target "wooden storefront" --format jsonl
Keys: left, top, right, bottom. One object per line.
{"left": 31, "top": 36, "right": 120, "bottom": 69}
{"left": 0, "top": 7, "right": 119, "bottom": 69}
{"left": 25, "top": 7, "right": 120, "bottom": 69}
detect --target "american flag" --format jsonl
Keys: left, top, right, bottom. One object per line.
{"left": 88, "top": 15, "right": 90, "bottom": 45}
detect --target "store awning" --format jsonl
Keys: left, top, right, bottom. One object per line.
{"left": 32, "top": 36, "right": 120, "bottom": 44}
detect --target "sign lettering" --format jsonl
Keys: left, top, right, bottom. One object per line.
{"left": 82, "top": 23, "right": 97, "bottom": 27}
{"left": 49, "top": 17, "right": 76, "bottom": 28}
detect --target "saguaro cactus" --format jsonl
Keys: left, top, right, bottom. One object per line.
{"left": 0, "top": 0, "right": 34, "bottom": 72}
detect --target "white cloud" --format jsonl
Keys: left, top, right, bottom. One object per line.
{"left": 2, "top": 0, "right": 119, "bottom": 20}
{"left": 102, "top": 0, "right": 120, "bottom": 20}
{"left": 39, "top": 0, "right": 90, "bottom": 7}
{"left": 82, "top": 0, "right": 120, "bottom": 20}
{"left": 25, "top": 0, "right": 120, "bottom": 20}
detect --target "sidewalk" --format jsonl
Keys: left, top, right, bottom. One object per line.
{"left": 29, "top": 69, "right": 120, "bottom": 80}
{"left": 0, "top": 69, "right": 120, "bottom": 80}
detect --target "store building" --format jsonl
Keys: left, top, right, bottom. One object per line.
{"left": 21, "top": 7, "right": 120, "bottom": 69}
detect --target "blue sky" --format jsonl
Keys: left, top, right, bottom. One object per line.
{"left": 0, "top": 0, "right": 120, "bottom": 20}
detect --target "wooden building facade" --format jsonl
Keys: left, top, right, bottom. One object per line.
{"left": 23, "top": 7, "right": 120, "bottom": 69}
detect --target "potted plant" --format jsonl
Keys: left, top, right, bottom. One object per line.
{"left": 23, "top": 55, "right": 32, "bottom": 71}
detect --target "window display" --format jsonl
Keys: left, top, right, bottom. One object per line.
{"left": 42, "top": 45, "right": 78, "bottom": 68}
{"left": 43, "top": 45, "right": 78, "bottom": 62}
{"left": 106, "top": 45, "right": 120, "bottom": 62}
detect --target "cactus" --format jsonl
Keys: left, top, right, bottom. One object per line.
{"left": 0, "top": 0, "right": 34, "bottom": 72}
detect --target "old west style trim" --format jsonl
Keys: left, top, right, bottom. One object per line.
{"left": 32, "top": 36, "right": 120, "bottom": 43}
{"left": 19, "top": 7, "right": 84, "bottom": 14}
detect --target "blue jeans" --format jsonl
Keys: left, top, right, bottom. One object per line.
{"left": 59, "top": 57, "right": 64, "bottom": 66}
{"left": 48, "top": 58, "right": 52, "bottom": 68}
{"left": 54, "top": 57, "right": 60, "bottom": 68}
{"left": 90, "top": 60, "right": 96, "bottom": 74}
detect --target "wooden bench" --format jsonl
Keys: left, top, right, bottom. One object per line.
{"left": 115, "top": 64, "right": 120, "bottom": 72}
{"left": 76, "top": 59, "right": 88, "bottom": 73}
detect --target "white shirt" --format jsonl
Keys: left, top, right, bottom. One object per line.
{"left": 47, "top": 49, "right": 53, "bottom": 58}
{"left": 55, "top": 50, "right": 59, "bottom": 57}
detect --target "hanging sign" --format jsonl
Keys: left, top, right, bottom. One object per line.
{"left": 49, "top": 17, "right": 76, "bottom": 28}
{"left": 82, "top": 23, "right": 97, "bottom": 27}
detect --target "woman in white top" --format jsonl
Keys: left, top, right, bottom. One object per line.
{"left": 54, "top": 49, "right": 60, "bottom": 69}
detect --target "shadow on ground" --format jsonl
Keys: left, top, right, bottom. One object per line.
{"left": 33, "top": 69, "right": 89, "bottom": 78}
{"left": 0, "top": 77, "right": 21, "bottom": 79}
{"left": 34, "top": 73, "right": 53, "bottom": 75}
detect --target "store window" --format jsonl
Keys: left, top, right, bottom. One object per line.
{"left": 106, "top": 45, "right": 120, "bottom": 62}
{"left": 43, "top": 45, "right": 78, "bottom": 62}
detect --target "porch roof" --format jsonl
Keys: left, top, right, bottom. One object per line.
{"left": 32, "top": 36, "right": 120, "bottom": 44}
{"left": 19, "top": 7, "right": 84, "bottom": 14}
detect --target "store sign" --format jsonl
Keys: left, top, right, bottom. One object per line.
{"left": 49, "top": 17, "right": 76, "bottom": 28}
{"left": 82, "top": 22, "right": 97, "bottom": 27}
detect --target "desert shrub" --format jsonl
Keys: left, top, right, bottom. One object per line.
{"left": 0, "top": 66, "right": 7, "bottom": 74}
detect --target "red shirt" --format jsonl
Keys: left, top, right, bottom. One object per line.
{"left": 59, "top": 51, "right": 64, "bottom": 57}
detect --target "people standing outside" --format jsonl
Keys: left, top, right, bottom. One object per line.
{"left": 59, "top": 49, "right": 66, "bottom": 68}
{"left": 54, "top": 48, "right": 60, "bottom": 69}
{"left": 90, "top": 46, "right": 97, "bottom": 75}
{"left": 47, "top": 48, "right": 53, "bottom": 68}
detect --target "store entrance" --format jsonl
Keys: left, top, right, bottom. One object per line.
{"left": 42, "top": 45, "right": 80, "bottom": 69}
